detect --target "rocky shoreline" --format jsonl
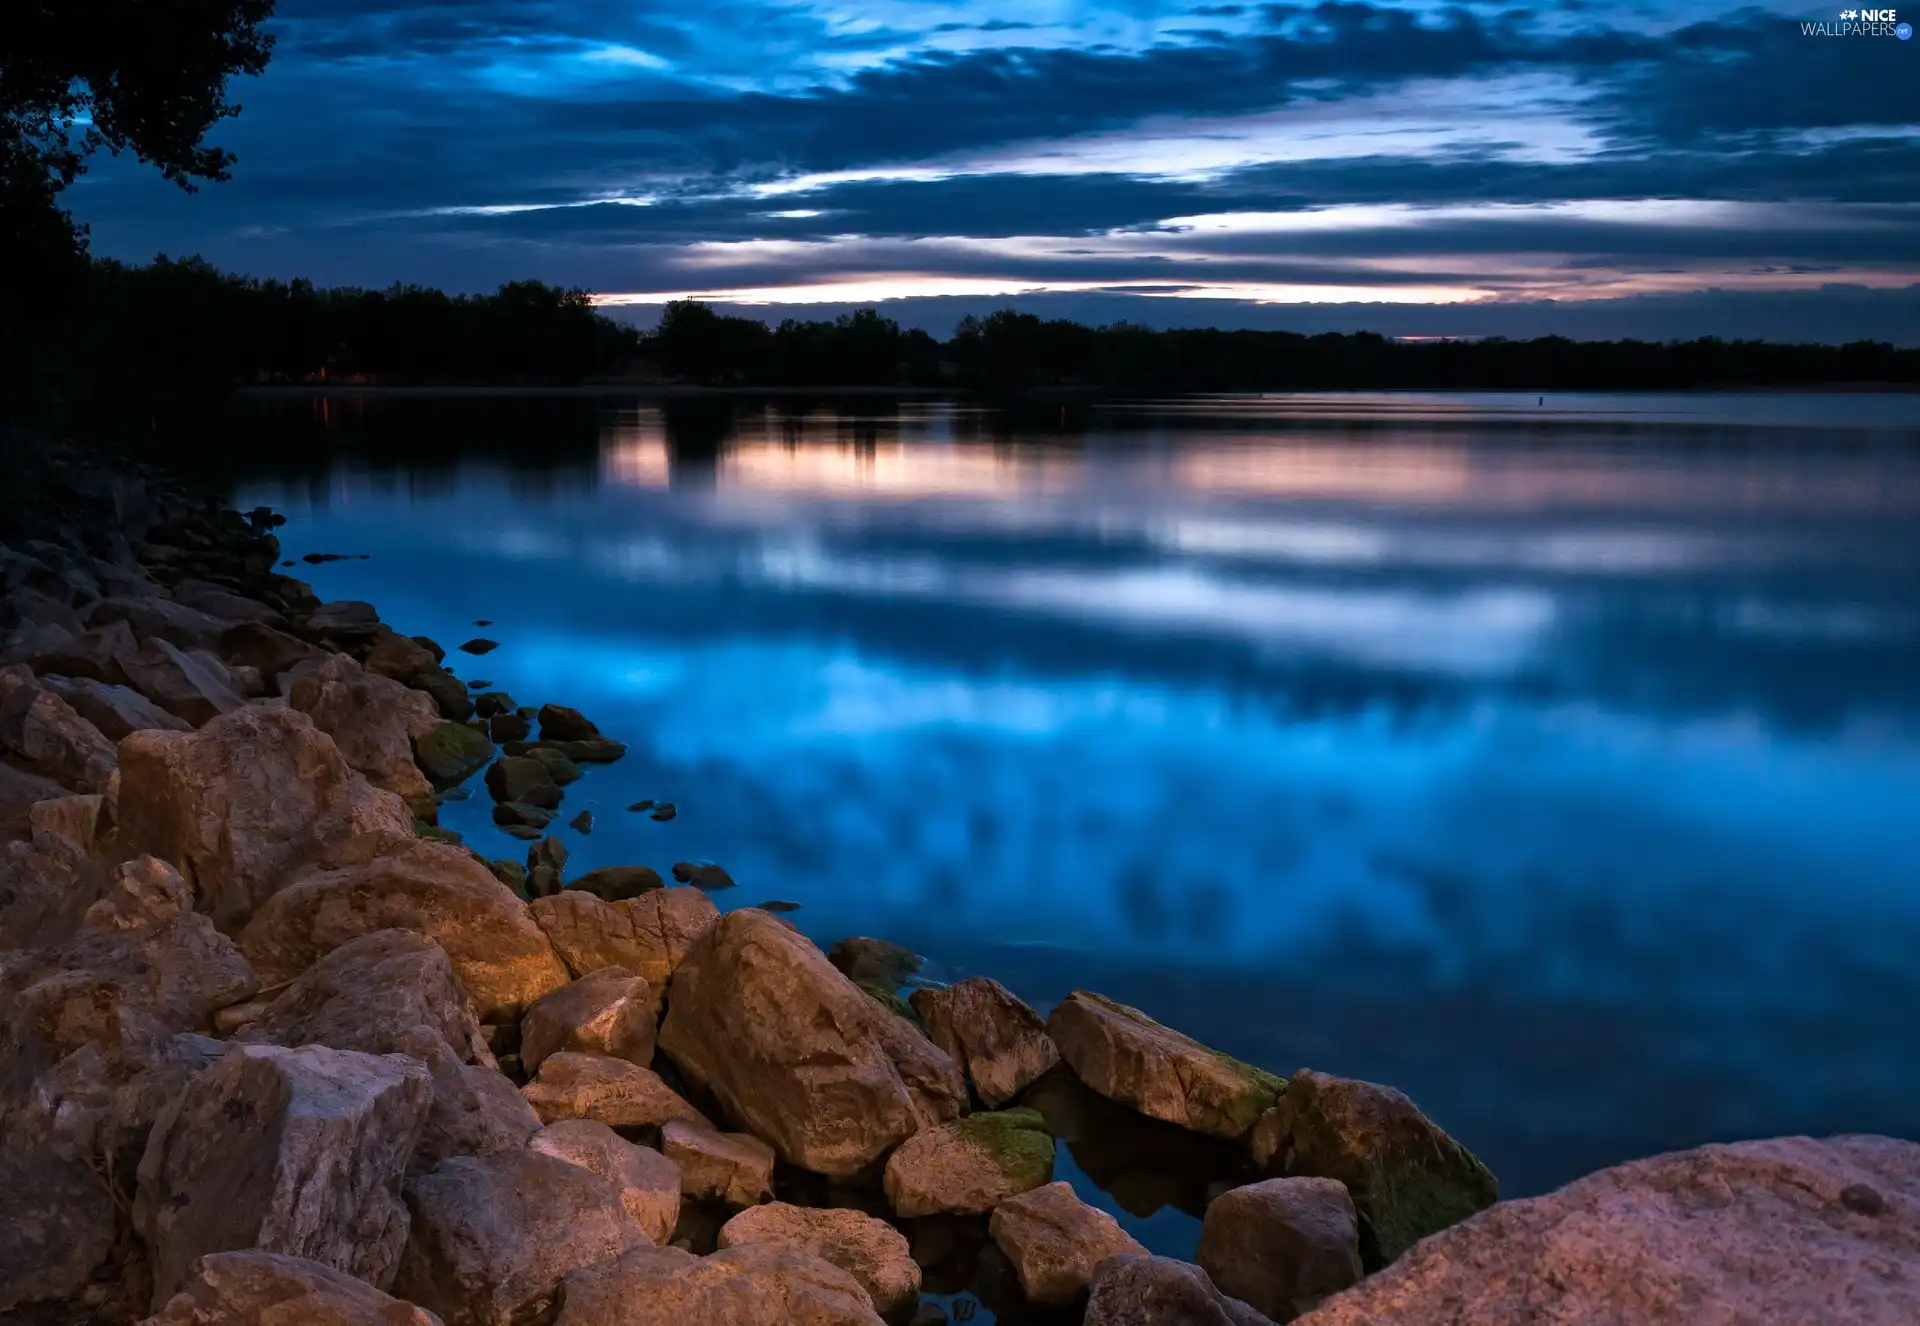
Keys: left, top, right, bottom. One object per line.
{"left": 1, "top": 437, "right": 1914, "bottom": 1325}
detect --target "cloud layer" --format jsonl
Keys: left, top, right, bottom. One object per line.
{"left": 71, "top": 0, "right": 1920, "bottom": 340}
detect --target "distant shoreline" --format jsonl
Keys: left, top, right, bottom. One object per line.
{"left": 237, "top": 381, "right": 1920, "bottom": 399}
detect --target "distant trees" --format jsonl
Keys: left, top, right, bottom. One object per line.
{"left": 652, "top": 301, "right": 944, "bottom": 386}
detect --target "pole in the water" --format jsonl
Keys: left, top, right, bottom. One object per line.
{"left": 1538, "top": 396, "right": 1544, "bottom": 406}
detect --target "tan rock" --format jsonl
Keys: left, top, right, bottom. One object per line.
{"left": 530, "top": 1119, "right": 682, "bottom": 1243}
{"left": 661, "top": 1118, "right": 776, "bottom": 1207}
{"left": 988, "top": 1181, "right": 1148, "bottom": 1305}
{"left": 522, "top": 1052, "right": 710, "bottom": 1131}
{"left": 520, "top": 966, "right": 656, "bottom": 1073}
{"left": 554, "top": 1242, "right": 886, "bottom": 1326}
{"left": 658, "top": 909, "right": 968, "bottom": 1177}
{"left": 1250, "top": 1069, "right": 1497, "bottom": 1266}
{"left": 718, "top": 1203, "right": 921, "bottom": 1321}
{"left": 289, "top": 653, "right": 441, "bottom": 819}
{"left": 0, "top": 678, "right": 118, "bottom": 791}
{"left": 28, "top": 791, "right": 103, "bottom": 850}
{"left": 1047, "top": 991, "right": 1282, "bottom": 1142}
{"left": 1083, "top": 1255, "right": 1274, "bottom": 1326}
{"left": 1196, "top": 1178, "right": 1361, "bottom": 1321}
{"left": 1294, "top": 1135, "right": 1920, "bottom": 1326}
{"left": 37, "top": 673, "right": 191, "bottom": 740}
{"left": 912, "top": 977, "right": 1060, "bottom": 1108}
{"left": 134, "top": 1043, "right": 434, "bottom": 1309}
{"left": 530, "top": 886, "right": 718, "bottom": 1003}
{"left": 882, "top": 1108, "right": 1055, "bottom": 1217}
{"left": 142, "top": 1249, "right": 443, "bottom": 1325}
{"left": 118, "top": 705, "right": 417, "bottom": 929}
{"left": 122, "top": 637, "right": 247, "bottom": 725}
{"left": 396, "top": 1148, "right": 653, "bottom": 1326}
{"left": 239, "top": 839, "right": 570, "bottom": 1020}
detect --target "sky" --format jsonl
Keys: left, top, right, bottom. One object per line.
{"left": 70, "top": 0, "right": 1920, "bottom": 341}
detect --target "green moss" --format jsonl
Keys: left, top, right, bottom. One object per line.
{"left": 858, "top": 981, "right": 921, "bottom": 1025}
{"left": 413, "top": 720, "right": 493, "bottom": 785}
{"left": 957, "top": 1109, "right": 1056, "bottom": 1188}
{"left": 1361, "top": 1150, "right": 1498, "bottom": 1266}
{"left": 413, "top": 820, "right": 465, "bottom": 847}
{"left": 487, "top": 859, "right": 530, "bottom": 899}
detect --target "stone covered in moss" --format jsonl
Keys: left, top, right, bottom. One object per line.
{"left": 859, "top": 982, "right": 920, "bottom": 1025}
{"left": 829, "top": 937, "right": 923, "bottom": 990}
{"left": 488, "top": 860, "right": 530, "bottom": 897}
{"left": 412, "top": 720, "right": 495, "bottom": 786}
{"left": 1250, "top": 1068, "right": 1498, "bottom": 1267}
{"left": 883, "top": 1107, "right": 1057, "bottom": 1217}
{"left": 485, "top": 756, "right": 557, "bottom": 805}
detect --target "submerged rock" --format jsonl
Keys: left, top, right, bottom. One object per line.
{"left": 396, "top": 1148, "right": 653, "bottom": 1326}
{"left": 493, "top": 800, "right": 556, "bottom": 830}
{"left": 458, "top": 637, "right": 500, "bottom": 655}
{"left": 143, "top": 1249, "right": 443, "bottom": 1326}
{"left": 134, "top": 1042, "right": 434, "bottom": 1307}
{"left": 1196, "top": 1178, "right": 1362, "bottom": 1321}
{"left": 718, "top": 1202, "right": 922, "bottom": 1322}
{"left": 1047, "top": 991, "right": 1282, "bottom": 1143}
{"left": 569, "top": 864, "right": 665, "bottom": 901}
{"left": 673, "top": 860, "right": 736, "bottom": 890}
{"left": 662, "top": 1118, "right": 778, "bottom": 1208}
{"left": 571, "top": 809, "right": 594, "bottom": 833}
{"left": 411, "top": 668, "right": 474, "bottom": 722}
{"left": 1294, "top": 1135, "right": 1920, "bottom": 1326}
{"left": 484, "top": 755, "right": 556, "bottom": 804}
{"left": 528, "top": 746, "right": 583, "bottom": 784}
{"left": 1250, "top": 1069, "right": 1497, "bottom": 1267}
{"left": 883, "top": 1108, "right": 1056, "bottom": 1217}
{"left": 912, "top": 977, "right": 1061, "bottom": 1109}
{"left": 648, "top": 800, "right": 676, "bottom": 820}
{"left": 519, "top": 966, "right": 657, "bottom": 1073}
{"left": 828, "top": 937, "right": 923, "bottom": 990}
{"left": 988, "top": 1181, "right": 1149, "bottom": 1306}
{"left": 530, "top": 1119, "right": 682, "bottom": 1244}
{"left": 117, "top": 705, "right": 416, "bottom": 929}
{"left": 659, "top": 909, "right": 967, "bottom": 1177}
{"left": 554, "top": 1242, "right": 886, "bottom": 1326}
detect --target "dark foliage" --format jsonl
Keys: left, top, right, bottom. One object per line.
{"left": 652, "top": 301, "right": 944, "bottom": 387}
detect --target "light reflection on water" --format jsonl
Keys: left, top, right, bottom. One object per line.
{"left": 231, "top": 391, "right": 1920, "bottom": 1277}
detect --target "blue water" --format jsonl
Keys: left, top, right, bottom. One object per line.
{"left": 228, "top": 391, "right": 1920, "bottom": 1279}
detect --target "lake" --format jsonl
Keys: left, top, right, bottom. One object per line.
{"left": 221, "top": 389, "right": 1920, "bottom": 1307}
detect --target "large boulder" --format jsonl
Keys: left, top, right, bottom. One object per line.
{"left": 537, "top": 703, "right": 601, "bottom": 742}
{"left": 1047, "top": 991, "right": 1282, "bottom": 1142}
{"left": 484, "top": 756, "right": 556, "bottom": 804}
{"left": 519, "top": 966, "right": 656, "bottom": 1074}
{"left": 718, "top": 1203, "right": 921, "bottom": 1322}
{"left": 121, "top": 637, "right": 247, "bottom": 725}
{"left": 117, "top": 705, "right": 417, "bottom": 929}
{"left": 568, "top": 865, "right": 665, "bottom": 901}
{"left": 882, "top": 1108, "right": 1056, "bottom": 1217}
{"left": 86, "top": 594, "right": 232, "bottom": 648}
{"left": 1084, "top": 1255, "right": 1275, "bottom": 1326}
{"left": 912, "top": 977, "right": 1061, "bottom": 1108}
{"left": 1196, "top": 1179, "right": 1361, "bottom": 1322}
{"left": 0, "top": 676, "right": 118, "bottom": 791}
{"left": 395, "top": 1148, "right": 653, "bottom": 1326}
{"left": 531, "top": 887, "right": 719, "bottom": 1003}
{"left": 521, "top": 1052, "right": 710, "bottom": 1131}
{"left": 170, "top": 579, "right": 286, "bottom": 626}
{"left": 553, "top": 1242, "right": 886, "bottom": 1326}
{"left": 988, "top": 1181, "right": 1149, "bottom": 1305}
{"left": 657, "top": 909, "right": 968, "bottom": 1177}
{"left": 529, "top": 1119, "right": 682, "bottom": 1244}
{"left": 37, "top": 673, "right": 191, "bottom": 741}
{"left": 1294, "top": 1135, "right": 1920, "bottom": 1326}
{"left": 27, "top": 619, "right": 137, "bottom": 685}
{"left": 288, "top": 653, "right": 441, "bottom": 819}
{"left": 661, "top": 1118, "right": 776, "bottom": 1207}
{"left": 143, "top": 1250, "right": 443, "bottom": 1325}
{"left": 134, "top": 1043, "right": 434, "bottom": 1309}
{"left": 238, "top": 839, "right": 570, "bottom": 1020}
{"left": 1250, "top": 1070, "right": 1497, "bottom": 1267}
{"left": 415, "top": 721, "right": 496, "bottom": 788}
{"left": 219, "top": 620, "right": 325, "bottom": 680}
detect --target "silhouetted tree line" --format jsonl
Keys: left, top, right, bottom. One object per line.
{"left": 653, "top": 302, "right": 1920, "bottom": 392}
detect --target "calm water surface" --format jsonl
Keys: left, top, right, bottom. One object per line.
{"left": 226, "top": 391, "right": 1920, "bottom": 1288}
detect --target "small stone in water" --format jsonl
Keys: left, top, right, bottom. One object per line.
{"left": 674, "top": 862, "right": 734, "bottom": 890}
{"left": 459, "top": 638, "right": 500, "bottom": 655}
{"left": 280, "top": 560, "right": 295, "bottom": 567}
{"left": 570, "top": 810, "right": 593, "bottom": 834}
{"left": 627, "top": 800, "right": 655, "bottom": 813}
{"left": 758, "top": 900, "right": 801, "bottom": 912}
{"left": 502, "top": 824, "right": 542, "bottom": 841}
{"left": 650, "top": 802, "right": 677, "bottom": 822}
{"left": 474, "top": 619, "right": 493, "bottom": 626}
{"left": 469, "top": 679, "right": 493, "bottom": 690}
{"left": 437, "top": 786, "right": 472, "bottom": 803}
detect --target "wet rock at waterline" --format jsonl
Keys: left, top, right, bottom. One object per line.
{"left": 485, "top": 755, "right": 556, "bottom": 804}
{"left": 134, "top": 1042, "right": 434, "bottom": 1307}
{"left": 912, "top": 977, "right": 1061, "bottom": 1109}
{"left": 883, "top": 1108, "right": 1056, "bottom": 1217}
{"left": 528, "top": 746, "right": 584, "bottom": 784}
{"left": 1196, "top": 1178, "right": 1363, "bottom": 1322}
{"left": 571, "top": 809, "right": 594, "bottom": 833}
{"left": 411, "top": 668, "right": 475, "bottom": 722}
{"left": 648, "top": 800, "right": 676, "bottom": 820}
{"left": 673, "top": 860, "right": 735, "bottom": 890}
{"left": 414, "top": 721, "right": 496, "bottom": 788}
{"left": 718, "top": 1202, "right": 922, "bottom": 1322}
{"left": 569, "top": 864, "right": 665, "bottom": 900}
{"left": 493, "top": 800, "right": 556, "bottom": 830}
{"left": 659, "top": 909, "right": 967, "bottom": 1177}
{"left": 1047, "top": 990, "right": 1282, "bottom": 1143}
{"left": 988, "top": 1181, "right": 1150, "bottom": 1306}
{"left": 458, "top": 637, "right": 500, "bottom": 655}
{"left": 489, "top": 711, "right": 532, "bottom": 742}
{"left": 1084, "top": 1255, "right": 1275, "bottom": 1326}
{"left": 828, "top": 936, "right": 923, "bottom": 990}
{"left": 1250, "top": 1069, "right": 1497, "bottom": 1267}
{"left": 537, "top": 702, "right": 602, "bottom": 742}
{"left": 1294, "top": 1135, "right": 1920, "bottom": 1326}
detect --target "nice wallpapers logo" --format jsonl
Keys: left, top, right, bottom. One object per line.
{"left": 1803, "top": 6, "right": 1912, "bottom": 34}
